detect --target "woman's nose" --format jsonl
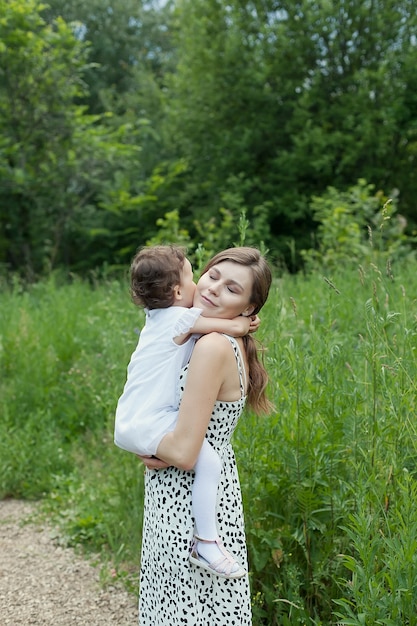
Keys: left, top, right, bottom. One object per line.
{"left": 208, "top": 283, "right": 218, "bottom": 295}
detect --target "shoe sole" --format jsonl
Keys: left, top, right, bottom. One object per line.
{"left": 189, "top": 555, "right": 247, "bottom": 579}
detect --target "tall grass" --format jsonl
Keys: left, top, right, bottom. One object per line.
{"left": 1, "top": 260, "right": 417, "bottom": 623}
{"left": 236, "top": 259, "right": 417, "bottom": 624}
{"left": 0, "top": 275, "right": 145, "bottom": 579}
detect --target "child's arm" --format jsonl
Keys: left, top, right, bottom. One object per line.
{"left": 174, "top": 312, "right": 260, "bottom": 345}
{"left": 191, "top": 313, "right": 260, "bottom": 337}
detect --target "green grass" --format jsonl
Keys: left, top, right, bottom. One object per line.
{"left": 1, "top": 260, "right": 417, "bottom": 624}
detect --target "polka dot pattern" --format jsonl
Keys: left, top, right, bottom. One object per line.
{"left": 139, "top": 337, "right": 252, "bottom": 625}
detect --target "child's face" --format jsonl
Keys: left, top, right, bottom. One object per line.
{"left": 179, "top": 258, "right": 196, "bottom": 308}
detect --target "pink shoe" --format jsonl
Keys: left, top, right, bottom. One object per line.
{"left": 189, "top": 535, "right": 247, "bottom": 579}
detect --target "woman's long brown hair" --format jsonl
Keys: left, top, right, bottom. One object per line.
{"left": 201, "top": 247, "right": 273, "bottom": 415}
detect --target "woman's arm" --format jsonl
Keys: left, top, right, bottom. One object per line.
{"left": 155, "top": 333, "right": 231, "bottom": 470}
{"left": 137, "top": 454, "right": 170, "bottom": 469}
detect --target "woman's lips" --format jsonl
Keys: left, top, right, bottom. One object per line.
{"left": 200, "top": 294, "right": 215, "bottom": 307}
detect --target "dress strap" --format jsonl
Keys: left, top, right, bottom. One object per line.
{"left": 222, "top": 335, "right": 247, "bottom": 398}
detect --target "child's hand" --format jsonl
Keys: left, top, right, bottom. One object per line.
{"left": 232, "top": 315, "right": 251, "bottom": 336}
{"left": 231, "top": 314, "right": 260, "bottom": 336}
{"left": 248, "top": 314, "right": 261, "bottom": 333}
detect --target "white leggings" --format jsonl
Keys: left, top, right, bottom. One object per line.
{"left": 192, "top": 439, "right": 222, "bottom": 539}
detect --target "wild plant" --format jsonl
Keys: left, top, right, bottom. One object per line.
{"left": 2, "top": 237, "right": 417, "bottom": 623}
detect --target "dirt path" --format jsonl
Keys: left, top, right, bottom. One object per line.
{"left": 0, "top": 500, "right": 138, "bottom": 625}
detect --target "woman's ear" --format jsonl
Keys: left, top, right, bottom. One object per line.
{"left": 241, "top": 304, "right": 255, "bottom": 317}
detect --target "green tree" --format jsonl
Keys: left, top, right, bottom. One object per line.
{"left": 0, "top": 0, "right": 140, "bottom": 277}
{"left": 42, "top": 0, "right": 185, "bottom": 267}
{"left": 163, "top": 1, "right": 277, "bottom": 239}
{"left": 43, "top": 0, "right": 174, "bottom": 113}
{"left": 273, "top": 0, "right": 417, "bottom": 227}
{"left": 161, "top": 0, "right": 417, "bottom": 264}
{"left": 3, "top": 0, "right": 416, "bottom": 275}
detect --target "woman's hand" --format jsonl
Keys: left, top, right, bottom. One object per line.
{"left": 137, "top": 454, "right": 170, "bottom": 470}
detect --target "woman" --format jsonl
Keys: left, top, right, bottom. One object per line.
{"left": 138, "top": 246, "right": 272, "bottom": 625}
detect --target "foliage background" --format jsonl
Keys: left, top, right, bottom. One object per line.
{"left": 2, "top": 1, "right": 417, "bottom": 624}
{"left": 2, "top": 217, "right": 417, "bottom": 624}
{"left": 1, "top": 0, "right": 417, "bottom": 277}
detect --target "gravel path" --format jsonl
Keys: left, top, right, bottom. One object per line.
{"left": 0, "top": 500, "right": 138, "bottom": 625}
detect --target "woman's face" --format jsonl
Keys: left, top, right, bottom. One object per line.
{"left": 193, "top": 261, "right": 255, "bottom": 319}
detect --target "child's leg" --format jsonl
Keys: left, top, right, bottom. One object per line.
{"left": 192, "top": 438, "right": 221, "bottom": 540}
{"left": 192, "top": 440, "right": 243, "bottom": 574}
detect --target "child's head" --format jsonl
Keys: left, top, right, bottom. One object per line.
{"left": 130, "top": 245, "right": 195, "bottom": 309}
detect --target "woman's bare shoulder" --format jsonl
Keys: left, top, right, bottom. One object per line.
{"left": 195, "top": 331, "right": 231, "bottom": 346}
{"left": 193, "top": 332, "right": 232, "bottom": 358}
{"left": 193, "top": 333, "right": 245, "bottom": 401}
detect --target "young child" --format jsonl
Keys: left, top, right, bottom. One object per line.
{"left": 114, "top": 244, "right": 257, "bottom": 578}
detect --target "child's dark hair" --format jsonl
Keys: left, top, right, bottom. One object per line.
{"left": 130, "top": 245, "right": 186, "bottom": 309}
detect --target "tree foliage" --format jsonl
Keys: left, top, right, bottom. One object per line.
{"left": 1, "top": 0, "right": 416, "bottom": 276}
{"left": 301, "top": 179, "right": 411, "bottom": 270}
{"left": 164, "top": 0, "right": 417, "bottom": 259}
{"left": 0, "top": 0, "right": 140, "bottom": 276}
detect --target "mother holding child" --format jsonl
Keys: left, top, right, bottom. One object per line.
{"left": 114, "top": 244, "right": 272, "bottom": 626}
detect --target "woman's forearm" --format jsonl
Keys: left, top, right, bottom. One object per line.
{"left": 156, "top": 431, "right": 200, "bottom": 471}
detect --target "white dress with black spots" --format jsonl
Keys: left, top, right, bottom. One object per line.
{"left": 139, "top": 335, "right": 252, "bottom": 625}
